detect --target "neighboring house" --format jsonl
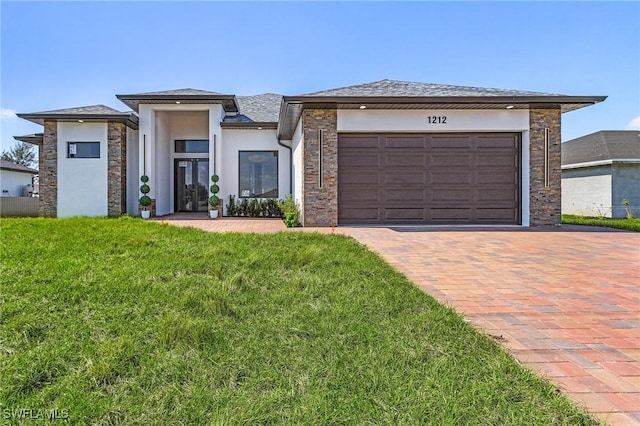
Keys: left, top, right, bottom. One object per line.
{"left": 0, "top": 159, "right": 38, "bottom": 197}
{"left": 15, "top": 80, "right": 605, "bottom": 226}
{"left": 562, "top": 130, "right": 640, "bottom": 218}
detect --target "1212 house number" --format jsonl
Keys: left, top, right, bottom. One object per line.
{"left": 428, "top": 116, "right": 447, "bottom": 124}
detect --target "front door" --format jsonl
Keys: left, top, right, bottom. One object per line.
{"left": 175, "top": 159, "right": 209, "bottom": 212}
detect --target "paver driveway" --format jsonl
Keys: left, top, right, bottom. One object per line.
{"left": 161, "top": 216, "right": 639, "bottom": 425}
{"left": 344, "top": 226, "right": 640, "bottom": 425}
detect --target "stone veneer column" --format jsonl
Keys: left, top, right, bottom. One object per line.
{"left": 529, "top": 108, "right": 561, "bottom": 226}
{"left": 107, "top": 122, "right": 127, "bottom": 216}
{"left": 40, "top": 121, "right": 58, "bottom": 217}
{"left": 302, "top": 109, "right": 338, "bottom": 227}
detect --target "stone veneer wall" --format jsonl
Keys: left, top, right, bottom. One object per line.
{"left": 40, "top": 121, "right": 58, "bottom": 217}
{"left": 529, "top": 108, "right": 562, "bottom": 226}
{"left": 302, "top": 109, "right": 338, "bottom": 227}
{"left": 107, "top": 122, "right": 127, "bottom": 216}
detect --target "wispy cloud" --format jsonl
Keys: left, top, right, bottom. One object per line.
{"left": 626, "top": 115, "right": 640, "bottom": 130}
{"left": 1, "top": 108, "right": 18, "bottom": 121}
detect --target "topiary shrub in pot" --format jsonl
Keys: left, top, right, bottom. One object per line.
{"left": 139, "top": 175, "right": 152, "bottom": 219}
{"left": 209, "top": 174, "right": 221, "bottom": 219}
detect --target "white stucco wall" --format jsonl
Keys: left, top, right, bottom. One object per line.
{"left": 612, "top": 164, "right": 640, "bottom": 218}
{"left": 57, "top": 122, "right": 108, "bottom": 217}
{"left": 290, "top": 118, "right": 303, "bottom": 211}
{"left": 0, "top": 169, "right": 34, "bottom": 197}
{"left": 138, "top": 105, "right": 222, "bottom": 216}
{"left": 337, "top": 109, "right": 531, "bottom": 225}
{"left": 562, "top": 166, "right": 612, "bottom": 217}
{"left": 126, "top": 128, "right": 139, "bottom": 215}
{"left": 220, "top": 128, "right": 291, "bottom": 214}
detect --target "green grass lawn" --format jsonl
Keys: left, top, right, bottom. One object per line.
{"left": 562, "top": 214, "right": 640, "bottom": 231}
{"left": 1, "top": 218, "right": 597, "bottom": 425}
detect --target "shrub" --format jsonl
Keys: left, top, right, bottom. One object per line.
{"left": 278, "top": 195, "right": 300, "bottom": 227}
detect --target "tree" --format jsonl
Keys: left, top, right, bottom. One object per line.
{"left": 1, "top": 142, "right": 37, "bottom": 168}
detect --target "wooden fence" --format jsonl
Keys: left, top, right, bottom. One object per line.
{"left": 0, "top": 197, "right": 39, "bottom": 217}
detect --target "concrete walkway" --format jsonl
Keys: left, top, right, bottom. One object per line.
{"left": 159, "top": 215, "right": 640, "bottom": 425}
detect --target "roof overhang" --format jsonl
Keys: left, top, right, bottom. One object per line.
{"left": 562, "top": 159, "right": 640, "bottom": 170}
{"left": 116, "top": 94, "right": 239, "bottom": 113}
{"left": 14, "top": 133, "right": 44, "bottom": 145}
{"left": 16, "top": 113, "right": 139, "bottom": 130}
{"left": 220, "top": 122, "right": 278, "bottom": 130}
{"left": 277, "top": 95, "right": 607, "bottom": 139}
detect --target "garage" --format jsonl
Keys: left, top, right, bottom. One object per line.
{"left": 338, "top": 133, "right": 521, "bottom": 225}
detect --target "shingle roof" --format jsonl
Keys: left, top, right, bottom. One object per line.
{"left": 28, "top": 104, "right": 125, "bottom": 115}
{"left": 562, "top": 131, "right": 640, "bottom": 166}
{"left": 17, "top": 105, "right": 138, "bottom": 129}
{"left": 119, "top": 88, "right": 224, "bottom": 97}
{"left": 0, "top": 160, "right": 38, "bottom": 174}
{"left": 235, "top": 93, "right": 282, "bottom": 122}
{"left": 301, "top": 79, "right": 561, "bottom": 97}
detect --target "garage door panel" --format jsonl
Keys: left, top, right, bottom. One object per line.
{"left": 478, "top": 189, "right": 518, "bottom": 202}
{"left": 339, "top": 136, "right": 380, "bottom": 149}
{"left": 385, "top": 136, "right": 426, "bottom": 148}
{"left": 477, "top": 154, "right": 517, "bottom": 167}
{"left": 430, "top": 154, "right": 472, "bottom": 167}
{"left": 431, "top": 136, "right": 473, "bottom": 149}
{"left": 340, "top": 154, "right": 381, "bottom": 168}
{"left": 477, "top": 171, "right": 518, "bottom": 185}
{"left": 338, "top": 132, "right": 520, "bottom": 225}
{"left": 385, "top": 154, "right": 426, "bottom": 167}
{"left": 431, "top": 188, "right": 473, "bottom": 202}
{"left": 476, "top": 135, "right": 519, "bottom": 149}
{"left": 430, "top": 208, "right": 472, "bottom": 220}
{"left": 475, "top": 208, "right": 519, "bottom": 221}
{"left": 385, "top": 208, "right": 424, "bottom": 220}
{"left": 383, "top": 172, "right": 425, "bottom": 185}
{"left": 386, "top": 189, "right": 426, "bottom": 202}
{"left": 342, "top": 188, "right": 380, "bottom": 202}
{"left": 430, "top": 172, "right": 472, "bottom": 185}
{"left": 340, "top": 207, "right": 379, "bottom": 221}
{"left": 341, "top": 171, "right": 380, "bottom": 185}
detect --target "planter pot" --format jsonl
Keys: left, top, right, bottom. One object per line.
{"left": 209, "top": 210, "right": 219, "bottom": 219}
{"left": 141, "top": 210, "right": 151, "bottom": 219}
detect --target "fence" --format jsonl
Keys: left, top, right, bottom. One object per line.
{"left": 0, "top": 197, "right": 39, "bottom": 217}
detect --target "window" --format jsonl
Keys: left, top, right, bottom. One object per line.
{"left": 175, "top": 140, "right": 209, "bottom": 153}
{"left": 68, "top": 142, "right": 100, "bottom": 158}
{"left": 239, "top": 151, "right": 278, "bottom": 198}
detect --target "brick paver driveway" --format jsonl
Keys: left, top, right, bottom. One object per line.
{"left": 343, "top": 226, "right": 640, "bottom": 425}
{"left": 161, "top": 216, "right": 639, "bottom": 424}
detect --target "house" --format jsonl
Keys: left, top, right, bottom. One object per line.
{"left": 14, "top": 79, "right": 605, "bottom": 226}
{"left": 562, "top": 130, "right": 640, "bottom": 218}
{"left": 0, "top": 159, "right": 38, "bottom": 197}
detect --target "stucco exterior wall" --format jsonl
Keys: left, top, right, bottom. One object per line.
{"left": 562, "top": 166, "right": 612, "bottom": 217}
{"left": 220, "top": 128, "right": 290, "bottom": 214}
{"left": 0, "top": 169, "right": 34, "bottom": 197}
{"left": 612, "top": 164, "right": 640, "bottom": 218}
{"left": 57, "top": 122, "right": 108, "bottom": 217}
{"left": 290, "top": 119, "right": 304, "bottom": 221}
{"left": 126, "top": 128, "right": 139, "bottom": 215}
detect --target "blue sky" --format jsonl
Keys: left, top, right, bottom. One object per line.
{"left": 1, "top": 1, "right": 638, "bottom": 152}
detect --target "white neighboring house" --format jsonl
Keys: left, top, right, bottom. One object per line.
{"left": 562, "top": 131, "right": 640, "bottom": 218}
{"left": 0, "top": 159, "right": 38, "bottom": 197}
{"left": 15, "top": 80, "right": 606, "bottom": 226}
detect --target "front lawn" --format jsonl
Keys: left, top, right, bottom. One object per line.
{"left": 1, "top": 218, "right": 597, "bottom": 424}
{"left": 562, "top": 214, "right": 640, "bottom": 231}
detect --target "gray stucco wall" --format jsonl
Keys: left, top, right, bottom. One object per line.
{"left": 561, "top": 165, "right": 612, "bottom": 217}
{"left": 612, "top": 163, "right": 640, "bottom": 218}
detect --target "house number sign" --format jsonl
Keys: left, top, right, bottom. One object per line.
{"left": 427, "top": 116, "right": 447, "bottom": 124}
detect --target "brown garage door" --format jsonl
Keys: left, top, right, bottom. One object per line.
{"left": 338, "top": 133, "right": 521, "bottom": 225}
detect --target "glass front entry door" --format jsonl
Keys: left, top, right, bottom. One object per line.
{"left": 175, "top": 159, "right": 209, "bottom": 212}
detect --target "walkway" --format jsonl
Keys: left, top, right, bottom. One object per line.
{"left": 159, "top": 215, "right": 640, "bottom": 425}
